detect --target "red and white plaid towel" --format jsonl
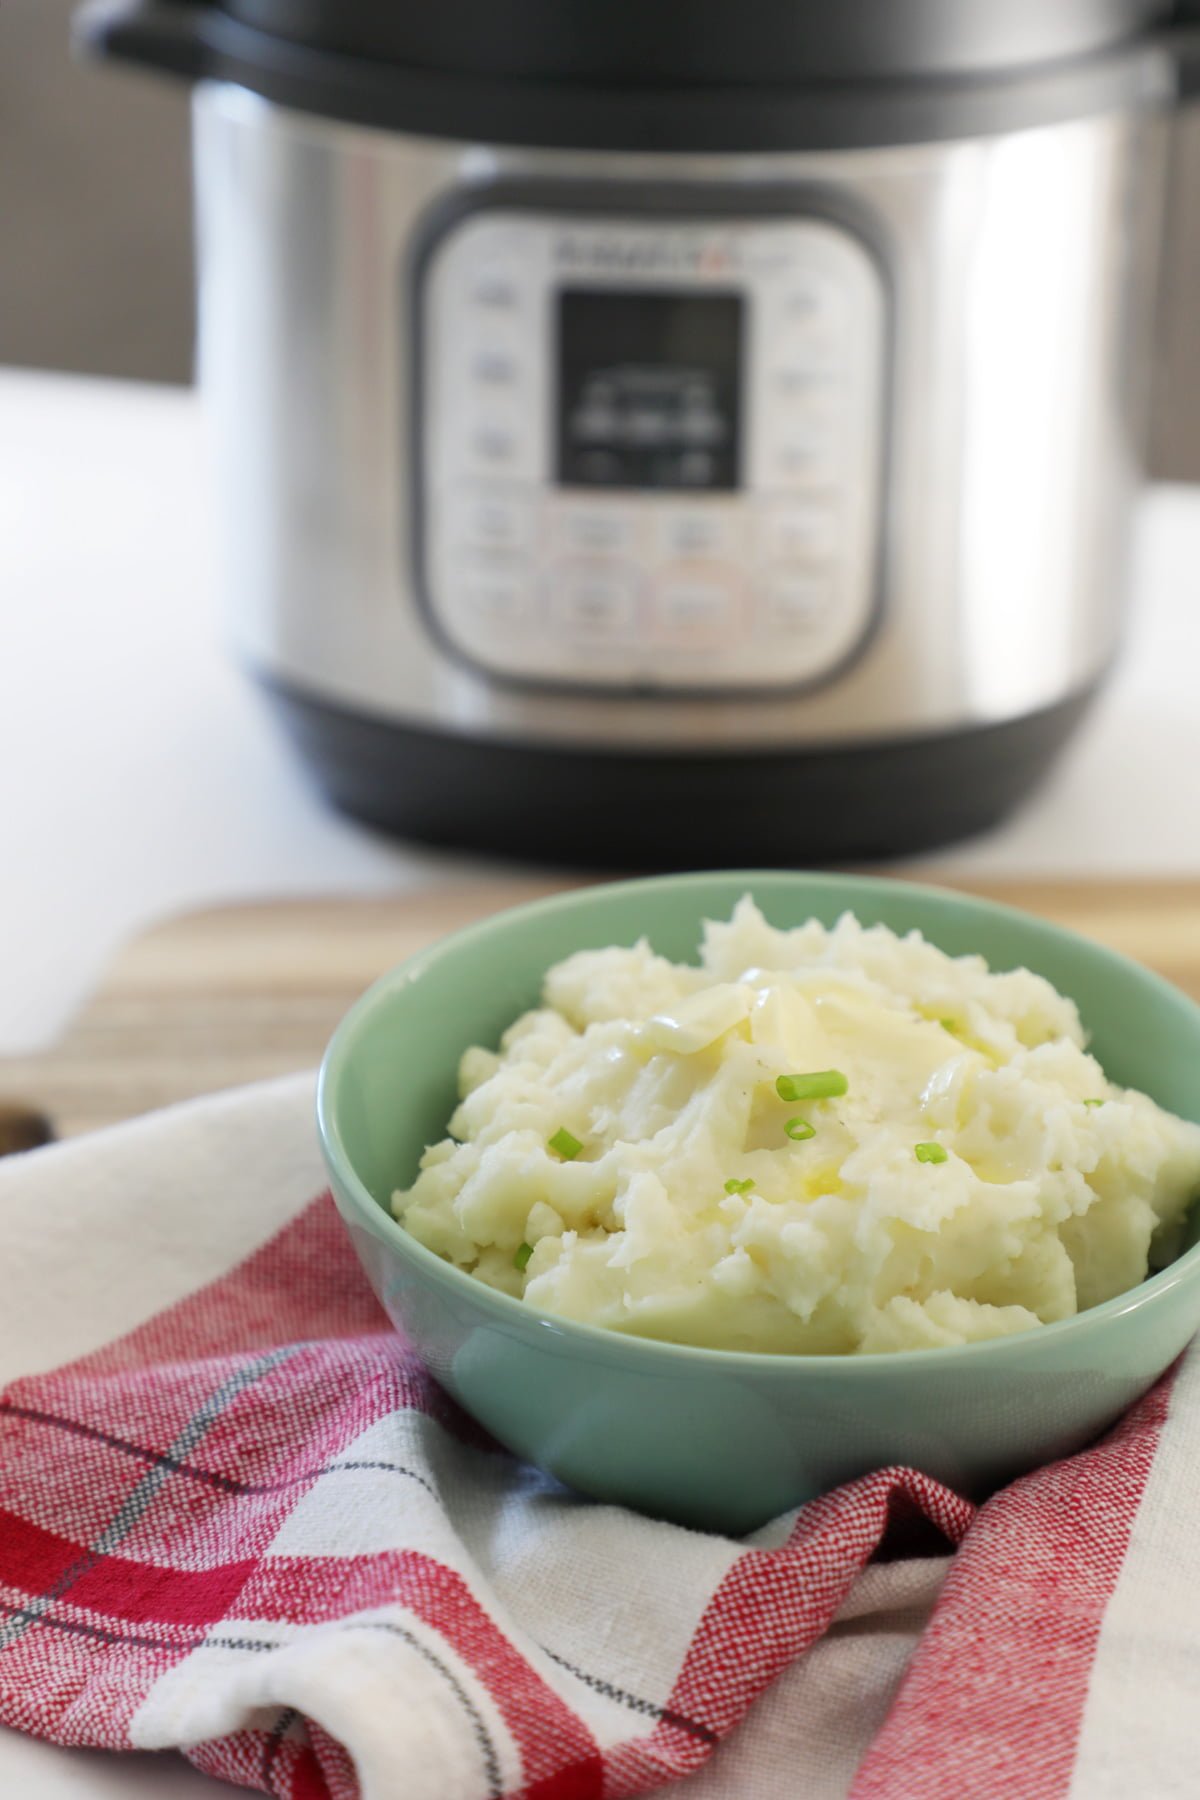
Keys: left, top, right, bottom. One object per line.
{"left": 0, "top": 1074, "right": 1195, "bottom": 1799}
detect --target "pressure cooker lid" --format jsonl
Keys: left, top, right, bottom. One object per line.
{"left": 123, "top": 0, "right": 1178, "bottom": 84}
{"left": 79, "top": 0, "right": 1199, "bottom": 149}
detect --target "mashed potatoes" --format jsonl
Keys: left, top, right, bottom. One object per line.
{"left": 393, "top": 900, "right": 1200, "bottom": 1354}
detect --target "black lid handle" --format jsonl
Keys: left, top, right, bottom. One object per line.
{"left": 74, "top": 0, "right": 214, "bottom": 82}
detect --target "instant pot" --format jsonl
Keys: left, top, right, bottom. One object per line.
{"left": 80, "top": 1, "right": 1200, "bottom": 864}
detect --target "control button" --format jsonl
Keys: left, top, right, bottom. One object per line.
{"left": 471, "top": 267, "right": 519, "bottom": 309}
{"left": 756, "top": 501, "right": 837, "bottom": 563}
{"left": 783, "top": 274, "right": 843, "bottom": 334}
{"left": 454, "top": 560, "right": 532, "bottom": 624}
{"left": 768, "top": 428, "right": 841, "bottom": 489}
{"left": 471, "top": 348, "right": 519, "bottom": 386}
{"left": 467, "top": 423, "right": 523, "bottom": 471}
{"left": 549, "top": 566, "right": 639, "bottom": 643}
{"left": 453, "top": 489, "right": 535, "bottom": 553}
{"left": 761, "top": 572, "right": 833, "bottom": 635}
{"left": 557, "top": 507, "right": 638, "bottom": 556}
{"left": 656, "top": 566, "right": 740, "bottom": 647}
{"left": 776, "top": 364, "right": 841, "bottom": 400}
{"left": 657, "top": 509, "right": 740, "bottom": 560}
{"left": 774, "top": 325, "right": 843, "bottom": 379}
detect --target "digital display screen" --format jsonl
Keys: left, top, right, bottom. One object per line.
{"left": 556, "top": 289, "right": 744, "bottom": 492}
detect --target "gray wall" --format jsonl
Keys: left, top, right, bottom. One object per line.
{"left": 1156, "top": 111, "right": 1200, "bottom": 481}
{"left": 2, "top": 0, "right": 193, "bottom": 382}
{"left": 2, "top": 0, "right": 1197, "bottom": 477}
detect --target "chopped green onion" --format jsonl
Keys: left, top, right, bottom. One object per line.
{"left": 513, "top": 1241, "right": 534, "bottom": 1272}
{"left": 724, "top": 1176, "right": 754, "bottom": 1195}
{"left": 776, "top": 1069, "right": 848, "bottom": 1103}
{"left": 914, "top": 1142, "right": 948, "bottom": 1164}
{"left": 785, "top": 1117, "right": 816, "bottom": 1142}
{"left": 1083, "top": 1097, "right": 1106, "bottom": 1108}
{"left": 548, "top": 1126, "right": 583, "bottom": 1160}
{"left": 939, "top": 1018, "right": 958, "bottom": 1032}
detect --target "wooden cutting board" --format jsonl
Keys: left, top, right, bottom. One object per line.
{"left": 2, "top": 877, "right": 1199, "bottom": 1144}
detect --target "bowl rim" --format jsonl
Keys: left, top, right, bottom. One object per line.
{"left": 317, "top": 868, "right": 1200, "bottom": 1375}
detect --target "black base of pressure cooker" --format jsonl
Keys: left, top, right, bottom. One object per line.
{"left": 265, "top": 679, "right": 1097, "bottom": 868}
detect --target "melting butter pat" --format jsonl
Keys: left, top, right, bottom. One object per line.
{"left": 639, "top": 984, "right": 753, "bottom": 1054}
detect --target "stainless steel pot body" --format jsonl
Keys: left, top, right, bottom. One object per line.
{"left": 194, "top": 84, "right": 1168, "bottom": 751}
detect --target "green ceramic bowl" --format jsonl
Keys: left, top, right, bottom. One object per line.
{"left": 317, "top": 871, "right": 1200, "bottom": 1535}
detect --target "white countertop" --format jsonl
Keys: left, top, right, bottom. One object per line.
{"left": 1, "top": 365, "right": 1199, "bottom": 1793}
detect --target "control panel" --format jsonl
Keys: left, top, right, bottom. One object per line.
{"left": 415, "top": 202, "right": 887, "bottom": 691}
